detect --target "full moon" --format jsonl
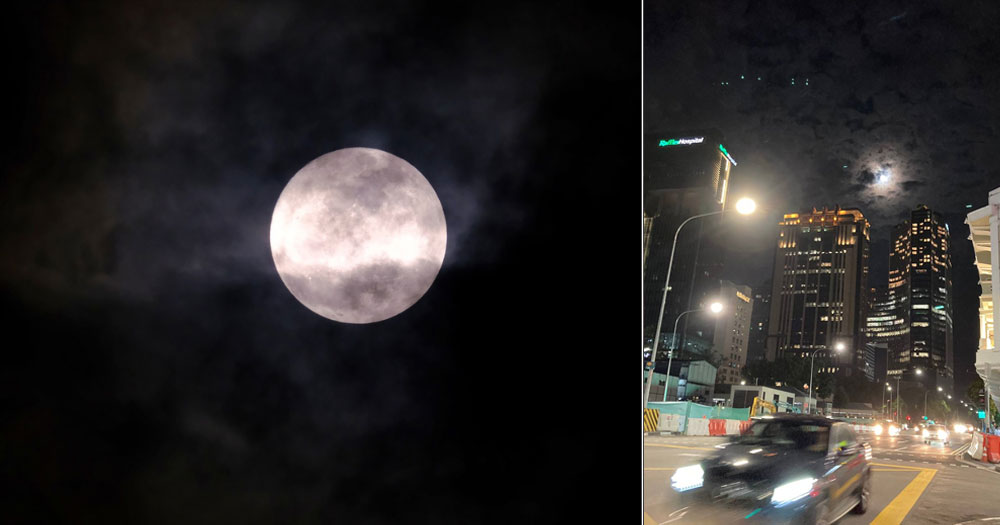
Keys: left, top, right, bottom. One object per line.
{"left": 270, "top": 148, "right": 447, "bottom": 323}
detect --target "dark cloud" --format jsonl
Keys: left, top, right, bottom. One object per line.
{"left": 2, "top": 1, "right": 634, "bottom": 522}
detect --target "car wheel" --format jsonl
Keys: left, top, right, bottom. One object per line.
{"left": 852, "top": 473, "right": 871, "bottom": 514}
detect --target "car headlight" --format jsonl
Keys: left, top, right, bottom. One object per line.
{"left": 771, "top": 478, "right": 817, "bottom": 507}
{"left": 922, "top": 429, "right": 929, "bottom": 437}
{"left": 938, "top": 431, "right": 948, "bottom": 440}
{"left": 671, "top": 464, "right": 704, "bottom": 492}
{"left": 874, "top": 424, "right": 882, "bottom": 435}
{"left": 955, "top": 424, "right": 966, "bottom": 433}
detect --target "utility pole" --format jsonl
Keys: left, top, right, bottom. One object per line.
{"left": 988, "top": 363, "right": 993, "bottom": 434}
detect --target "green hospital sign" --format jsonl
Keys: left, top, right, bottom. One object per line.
{"left": 658, "top": 137, "right": 704, "bottom": 146}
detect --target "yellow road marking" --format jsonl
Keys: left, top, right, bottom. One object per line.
{"left": 643, "top": 443, "right": 715, "bottom": 451}
{"left": 643, "top": 511, "right": 658, "bottom": 525}
{"left": 872, "top": 468, "right": 921, "bottom": 472}
{"left": 870, "top": 467, "right": 937, "bottom": 525}
{"left": 870, "top": 462, "right": 927, "bottom": 471}
{"left": 644, "top": 467, "right": 677, "bottom": 471}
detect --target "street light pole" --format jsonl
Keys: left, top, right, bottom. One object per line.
{"left": 924, "top": 390, "right": 928, "bottom": 421}
{"left": 643, "top": 198, "right": 755, "bottom": 411}
{"left": 925, "top": 386, "right": 942, "bottom": 420}
{"left": 887, "top": 385, "right": 892, "bottom": 420}
{"left": 891, "top": 374, "right": 902, "bottom": 424}
{"left": 665, "top": 308, "right": 698, "bottom": 401}
{"left": 648, "top": 209, "right": 723, "bottom": 368}
{"left": 882, "top": 383, "right": 888, "bottom": 420}
{"left": 644, "top": 302, "right": 724, "bottom": 404}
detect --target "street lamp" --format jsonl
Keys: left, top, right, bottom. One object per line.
{"left": 644, "top": 301, "right": 725, "bottom": 404}
{"left": 646, "top": 198, "right": 756, "bottom": 407}
{"left": 808, "top": 342, "right": 845, "bottom": 414}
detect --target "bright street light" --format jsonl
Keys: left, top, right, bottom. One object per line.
{"left": 741, "top": 380, "right": 746, "bottom": 385}
{"left": 916, "top": 369, "right": 923, "bottom": 375}
{"left": 735, "top": 197, "right": 757, "bottom": 215}
{"left": 709, "top": 301, "right": 724, "bottom": 314}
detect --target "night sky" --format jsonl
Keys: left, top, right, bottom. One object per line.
{"left": 646, "top": 1, "right": 999, "bottom": 394}
{"left": 2, "top": 2, "right": 634, "bottom": 523}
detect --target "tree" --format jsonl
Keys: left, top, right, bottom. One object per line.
{"left": 740, "top": 356, "right": 835, "bottom": 398}
{"left": 965, "top": 376, "right": 999, "bottom": 426}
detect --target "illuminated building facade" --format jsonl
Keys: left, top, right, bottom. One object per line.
{"left": 713, "top": 280, "right": 754, "bottom": 385}
{"left": 643, "top": 129, "right": 735, "bottom": 361}
{"left": 765, "top": 206, "right": 871, "bottom": 378}
{"left": 865, "top": 285, "right": 907, "bottom": 382}
{"left": 888, "top": 205, "right": 953, "bottom": 390}
{"left": 967, "top": 188, "right": 1000, "bottom": 410}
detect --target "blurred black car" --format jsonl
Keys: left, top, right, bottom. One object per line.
{"left": 670, "top": 414, "right": 872, "bottom": 524}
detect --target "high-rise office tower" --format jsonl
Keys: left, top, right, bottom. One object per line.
{"left": 765, "top": 206, "right": 871, "bottom": 377}
{"left": 643, "top": 130, "right": 735, "bottom": 361}
{"left": 888, "top": 205, "right": 953, "bottom": 390}
{"left": 713, "top": 281, "right": 754, "bottom": 385}
{"left": 865, "top": 285, "right": 907, "bottom": 382}
{"left": 747, "top": 280, "right": 771, "bottom": 363}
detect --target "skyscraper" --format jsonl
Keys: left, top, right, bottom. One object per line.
{"left": 713, "top": 280, "right": 754, "bottom": 385}
{"left": 865, "top": 285, "right": 907, "bottom": 382}
{"left": 643, "top": 130, "right": 735, "bottom": 361}
{"left": 746, "top": 279, "right": 771, "bottom": 363}
{"left": 765, "top": 206, "right": 871, "bottom": 377}
{"left": 888, "top": 205, "right": 953, "bottom": 390}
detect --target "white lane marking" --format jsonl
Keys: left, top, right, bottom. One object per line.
{"left": 660, "top": 506, "right": 691, "bottom": 524}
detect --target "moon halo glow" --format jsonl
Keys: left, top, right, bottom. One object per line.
{"left": 270, "top": 148, "right": 447, "bottom": 324}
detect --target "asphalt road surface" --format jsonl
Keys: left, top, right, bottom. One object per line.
{"left": 643, "top": 430, "right": 1000, "bottom": 524}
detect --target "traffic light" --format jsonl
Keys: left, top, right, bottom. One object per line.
{"left": 907, "top": 415, "right": 911, "bottom": 421}
{"left": 922, "top": 416, "right": 927, "bottom": 420}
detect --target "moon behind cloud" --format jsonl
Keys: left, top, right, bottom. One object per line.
{"left": 270, "top": 148, "right": 447, "bottom": 323}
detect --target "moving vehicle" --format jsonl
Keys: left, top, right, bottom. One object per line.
{"left": 923, "top": 424, "right": 950, "bottom": 445}
{"left": 670, "top": 414, "right": 872, "bottom": 524}
{"left": 873, "top": 420, "right": 900, "bottom": 437}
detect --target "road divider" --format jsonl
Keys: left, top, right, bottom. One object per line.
{"left": 643, "top": 409, "right": 659, "bottom": 432}
{"left": 685, "top": 418, "right": 709, "bottom": 436}
{"left": 658, "top": 413, "right": 685, "bottom": 433}
{"left": 986, "top": 433, "right": 1000, "bottom": 463}
{"left": 707, "top": 419, "right": 726, "bottom": 436}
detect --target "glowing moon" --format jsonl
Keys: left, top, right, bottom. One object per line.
{"left": 270, "top": 148, "right": 447, "bottom": 323}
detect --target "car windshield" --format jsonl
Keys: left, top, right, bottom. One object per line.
{"left": 735, "top": 420, "right": 830, "bottom": 452}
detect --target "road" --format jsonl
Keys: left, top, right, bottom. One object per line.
{"left": 643, "top": 430, "right": 1000, "bottom": 524}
